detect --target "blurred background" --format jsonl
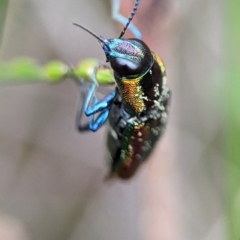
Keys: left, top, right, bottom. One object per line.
{"left": 0, "top": 0, "right": 238, "bottom": 239}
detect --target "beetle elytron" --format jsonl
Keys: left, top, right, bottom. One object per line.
{"left": 74, "top": 0, "right": 171, "bottom": 180}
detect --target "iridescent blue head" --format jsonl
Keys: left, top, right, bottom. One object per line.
{"left": 101, "top": 38, "right": 152, "bottom": 77}
{"left": 73, "top": 0, "right": 153, "bottom": 77}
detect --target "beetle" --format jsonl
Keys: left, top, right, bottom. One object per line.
{"left": 74, "top": 0, "right": 171, "bottom": 180}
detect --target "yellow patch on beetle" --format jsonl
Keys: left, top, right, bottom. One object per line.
{"left": 120, "top": 76, "right": 146, "bottom": 113}
{"left": 152, "top": 52, "right": 166, "bottom": 81}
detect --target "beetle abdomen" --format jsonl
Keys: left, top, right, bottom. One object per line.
{"left": 106, "top": 83, "right": 170, "bottom": 180}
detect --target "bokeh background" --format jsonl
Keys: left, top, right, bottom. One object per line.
{"left": 0, "top": 0, "right": 238, "bottom": 239}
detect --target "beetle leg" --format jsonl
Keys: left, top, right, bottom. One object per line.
{"left": 76, "top": 92, "right": 113, "bottom": 132}
{"left": 76, "top": 64, "right": 115, "bottom": 132}
{"left": 84, "top": 91, "right": 115, "bottom": 116}
{"left": 88, "top": 97, "right": 111, "bottom": 131}
{"left": 83, "top": 65, "right": 115, "bottom": 116}
{"left": 76, "top": 87, "right": 92, "bottom": 132}
{"left": 111, "top": 0, "right": 142, "bottom": 39}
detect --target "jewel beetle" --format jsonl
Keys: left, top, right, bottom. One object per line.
{"left": 74, "top": 0, "right": 171, "bottom": 180}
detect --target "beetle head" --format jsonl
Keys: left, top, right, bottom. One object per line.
{"left": 101, "top": 38, "right": 152, "bottom": 77}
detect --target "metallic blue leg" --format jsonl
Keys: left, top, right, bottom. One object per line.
{"left": 83, "top": 65, "right": 116, "bottom": 116}
{"left": 88, "top": 97, "right": 111, "bottom": 132}
{"left": 111, "top": 0, "right": 142, "bottom": 39}
{"left": 77, "top": 64, "right": 116, "bottom": 132}
{"left": 76, "top": 84, "right": 93, "bottom": 132}
{"left": 85, "top": 91, "right": 115, "bottom": 131}
{"left": 84, "top": 91, "right": 115, "bottom": 116}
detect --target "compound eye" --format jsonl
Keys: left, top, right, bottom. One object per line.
{"left": 102, "top": 44, "right": 111, "bottom": 61}
{"left": 110, "top": 58, "right": 143, "bottom": 76}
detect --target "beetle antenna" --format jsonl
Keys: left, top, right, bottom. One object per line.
{"left": 73, "top": 23, "right": 110, "bottom": 50}
{"left": 119, "top": 0, "right": 140, "bottom": 38}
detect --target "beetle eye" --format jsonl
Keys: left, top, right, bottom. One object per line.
{"left": 102, "top": 44, "right": 111, "bottom": 59}
{"left": 110, "top": 58, "right": 144, "bottom": 76}
{"left": 103, "top": 45, "right": 108, "bottom": 52}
